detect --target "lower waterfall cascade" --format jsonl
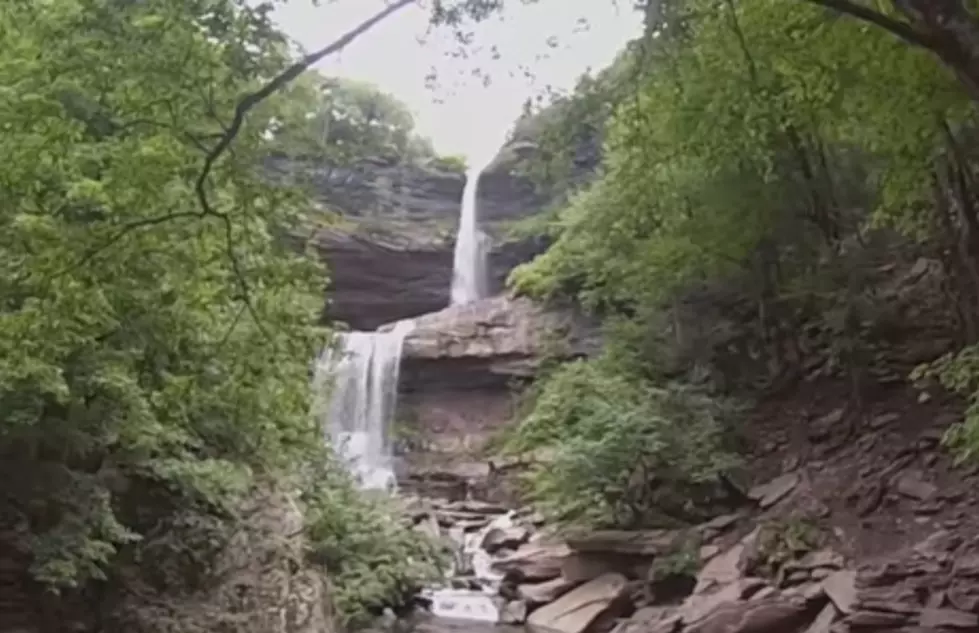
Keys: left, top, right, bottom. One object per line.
{"left": 311, "top": 319, "right": 415, "bottom": 491}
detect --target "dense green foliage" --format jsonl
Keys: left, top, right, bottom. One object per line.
{"left": 301, "top": 462, "right": 447, "bottom": 628}
{"left": 0, "top": 0, "right": 326, "bottom": 587}
{"left": 268, "top": 70, "right": 444, "bottom": 165}
{"left": 503, "top": 0, "right": 979, "bottom": 516}
{"left": 511, "top": 0, "right": 969, "bottom": 310}
{"left": 503, "top": 358, "right": 741, "bottom": 528}
{"left": 0, "top": 0, "right": 444, "bottom": 619}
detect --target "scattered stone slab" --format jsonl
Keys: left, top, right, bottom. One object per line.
{"left": 893, "top": 470, "right": 937, "bottom": 501}
{"left": 785, "top": 549, "right": 844, "bottom": 574}
{"left": 953, "top": 554, "right": 979, "bottom": 577}
{"left": 481, "top": 526, "right": 530, "bottom": 554}
{"left": 748, "top": 472, "right": 800, "bottom": 509}
{"left": 518, "top": 577, "right": 580, "bottom": 606}
{"left": 435, "top": 510, "right": 496, "bottom": 525}
{"left": 821, "top": 570, "right": 857, "bottom": 614}
{"left": 809, "top": 408, "right": 845, "bottom": 442}
{"left": 693, "top": 528, "right": 761, "bottom": 594}
{"left": 699, "top": 545, "right": 721, "bottom": 562}
{"left": 561, "top": 551, "right": 651, "bottom": 583}
{"left": 868, "top": 413, "right": 899, "bottom": 430}
{"left": 702, "top": 514, "right": 741, "bottom": 533}
{"left": 948, "top": 586, "right": 979, "bottom": 613}
{"left": 500, "top": 600, "right": 529, "bottom": 624}
{"left": 414, "top": 514, "right": 442, "bottom": 541}
{"left": 564, "top": 530, "right": 678, "bottom": 556}
{"left": 526, "top": 573, "right": 629, "bottom": 633}
{"left": 492, "top": 543, "right": 571, "bottom": 581}
{"left": 680, "top": 578, "right": 769, "bottom": 625}
{"left": 610, "top": 607, "right": 679, "bottom": 633}
{"left": 443, "top": 500, "right": 510, "bottom": 515}
{"left": 803, "top": 602, "right": 839, "bottom": 633}
{"left": 685, "top": 595, "right": 809, "bottom": 633}
{"left": 784, "top": 582, "right": 826, "bottom": 605}
{"left": 918, "top": 607, "right": 979, "bottom": 629}
{"left": 845, "top": 610, "right": 909, "bottom": 628}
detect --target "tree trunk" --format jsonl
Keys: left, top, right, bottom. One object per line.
{"left": 897, "top": 0, "right": 979, "bottom": 102}
{"left": 809, "top": 0, "right": 979, "bottom": 103}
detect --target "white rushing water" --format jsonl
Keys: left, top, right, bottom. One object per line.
{"left": 423, "top": 511, "right": 514, "bottom": 623}
{"left": 312, "top": 320, "right": 415, "bottom": 491}
{"left": 450, "top": 167, "right": 490, "bottom": 305}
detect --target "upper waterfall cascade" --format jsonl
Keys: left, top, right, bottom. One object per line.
{"left": 450, "top": 166, "right": 490, "bottom": 305}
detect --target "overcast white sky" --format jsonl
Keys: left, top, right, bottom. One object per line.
{"left": 270, "top": 0, "right": 642, "bottom": 165}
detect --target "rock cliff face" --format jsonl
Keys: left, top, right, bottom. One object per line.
{"left": 392, "top": 296, "right": 598, "bottom": 497}
{"left": 267, "top": 155, "right": 560, "bottom": 329}
{"left": 475, "top": 124, "right": 601, "bottom": 226}
{"left": 398, "top": 295, "right": 599, "bottom": 391}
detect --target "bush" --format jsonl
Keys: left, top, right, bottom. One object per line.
{"left": 429, "top": 154, "right": 468, "bottom": 174}
{"left": 913, "top": 346, "right": 979, "bottom": 463}
{"left": 301, "top": 459, "right": 449, "bottom": 629}
{"left": 502, "top": 359, "right": 742, "bottom": 529}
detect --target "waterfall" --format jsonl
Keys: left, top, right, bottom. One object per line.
{"left": 450, "top": 166, "right": 489, "bottom": 305}
{"left": 312, "top": 320, "right": 415, "bottom": 491}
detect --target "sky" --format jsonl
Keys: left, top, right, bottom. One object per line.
{"left": 270, "top": 0, "right": 643, "bottom": 166}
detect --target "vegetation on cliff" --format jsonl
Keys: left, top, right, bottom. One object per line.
{"left": 268, "top": 69, "right": 467, "bottom": 171}
{"left": 505, "top": 0, "right": 979, "bottom": 527}
{"left": 0, "top": 0, "right": 447, "bottom": 625}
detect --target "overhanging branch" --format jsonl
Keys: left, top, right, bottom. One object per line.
{"left": 61, "top": 0, "right": 417, "bottom": 308}
{"left": 802, "top": 0, "right": 937, "bottom": 50}
{"left": 186, "top": 0, "right": 414, "bottom": 335}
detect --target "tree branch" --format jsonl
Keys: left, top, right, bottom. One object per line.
{"left": 801, "top": 0, "right": 937, "bottom": 50}
{"left": 194, "top": 0, "right": 416, "bottom": 336}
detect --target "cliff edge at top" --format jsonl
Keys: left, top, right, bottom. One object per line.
{"left": 269, "top": 154, "right": 560, "bottom": 330}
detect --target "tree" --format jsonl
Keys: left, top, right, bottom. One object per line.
{"left": 267, "top": 70, "right": 440, "bottom": 164}
{"left": 0, "top": 0, "right": 452, "bottom": 600}
{"left": 803, "top": 0, "right": 979, "bottom": 103}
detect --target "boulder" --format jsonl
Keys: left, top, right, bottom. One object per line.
{"left": 482, "top": 526, "right": 531, "bottom": 553}
{"left": 526, "top": 573, "right": 630, "bottom": 633}
{"left": 821, "top": 570, "right": 857, "bottom": 614}
{"left": 518, "top": 577, "right": 581, "bottom": 606}
{"left": 501, "top": 600, "right": 530, "bottom": 624}
{"left": 562, "top": 552, "right": 653, "bottom": 583}
{"left": 493, "top": 543, "right": 572, "bottom": 582}
{"left": 399, "top": 296, "right": 599, "bottom": 391}
{"left": 679, "top": 578, "right": 770, "bottom": 625}
{"left": 684, "top": 595, "right": 810, "bottom": 633}
{"left": 564, "top": 530, "right": 678, "bottom": 556}
{"left": 611, "top": 607, "right": 681, "bottom": 633}
{"left": 747, "top": 473, "right": 799, "bottom": 509}
{"left": 802, "top": 603, "right": 839, "bottom": 633}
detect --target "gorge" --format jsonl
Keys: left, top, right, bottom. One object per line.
{"left": 12, "top": 2, "right": 979, "bottom": 632}
{"left": 313, "top": 159, "right": 495, "bottom": 493}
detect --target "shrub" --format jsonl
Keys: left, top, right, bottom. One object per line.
{"left": 502, "top": 359, "right": 741, "bottom": 529}
{"left": 301, "top": 459, "right": 449, "bottom": 629}
{"left": 913, "top": 346, "right": 979, "bottom": 462}
{"left": 429, "top": 154, "right": 468, "bottom": 174}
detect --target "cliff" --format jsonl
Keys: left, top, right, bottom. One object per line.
{"left": 266, "top": 155, "right": 554, "bottom": 329}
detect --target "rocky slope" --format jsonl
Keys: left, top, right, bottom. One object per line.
{"left": 400, "top": 376, "right": 979, "bottom": 633}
